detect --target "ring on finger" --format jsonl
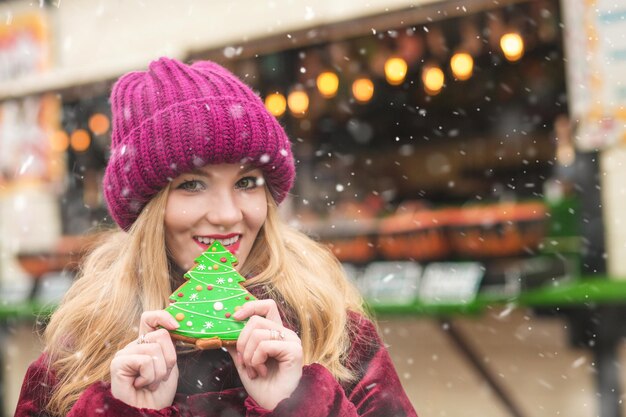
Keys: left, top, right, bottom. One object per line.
{"left": 137, "top": 334, "right": 151, "bottom": 345}
{"left": 269, "top": 329, "right": 286, "bottom": 341}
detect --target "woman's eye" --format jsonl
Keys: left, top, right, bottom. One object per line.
{"left": 178, "top": 180, "right": 205, "bottom": 192}
{"left": 236, "top": 176, "right": 260, "bottom": 190}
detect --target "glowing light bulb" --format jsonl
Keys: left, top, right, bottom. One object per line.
{"left": 88, "top": 113, "right": 110, "bottom": 135}
{"left": 384, "top": 57, "right": 408, "bottom": 86}
{"left": 70, "top": 129, "right": 91, "bottom": 152}
{"left": 50, "top": 130, "right": 69, "bottom": 152}
{"left": 352, "top": 78, "right": 374, "bottom": 103}
{"left": 422, "top": 66, "right": 445, "bottom": 95}
{"left": 450, "top": 52, "right": 473, "bottom": 81}
{"left": 500, "top": 33, "right": 524, "bottom": 62}
{"left": 264, "top": 92, "right": 287, "bottom": 117}
{"left": 287, "top": 90, "right": 309, "bottom": 117}
{"left": 316, "top": 71, "right": 339, "bottom": 98}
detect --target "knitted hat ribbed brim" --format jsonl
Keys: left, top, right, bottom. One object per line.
{"left": 103, "top": 57, "right": 295, "bottom": 230}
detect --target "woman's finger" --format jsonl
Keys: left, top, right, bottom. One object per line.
{"left": 111, "top": 353, "right": 156, "bottom": 389}
{"left": 226, "top": 347, "right": 258, "bottom": 380}
{"left": 237, "top": 315, "right": 270, "bottom": 354}
{"left": 121, "top": 330, "right": 175, "bottom": 365}
{"left": 146, "top": 350, "right": 167, "bottom": 391}
{"left": 232, "top": 299, "right": 282, "bottom": 323}
{"left": 250, "top": 340, "right": 303, "bottom": 378}
{"left": 145, "top": 328, "right": 178, "bottom": 373}
{"left": 241, "top": 327, "right": 272, "bottom": 369}
{"left": 118, "top": 329, "right": 178, "bottom": 387}
{"left": 139, "top": 310, "right": 180, "bottom": 335}
{"left": 238, "top": 320, "right": 297, "bottom": 352}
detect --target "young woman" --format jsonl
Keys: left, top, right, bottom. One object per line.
{"left": 15, "top": 57, "right": 418, "bottom": 417}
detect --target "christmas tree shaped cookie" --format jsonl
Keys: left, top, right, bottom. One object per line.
{"left": 164, "top": 241, "right": 256, "bottom": 349}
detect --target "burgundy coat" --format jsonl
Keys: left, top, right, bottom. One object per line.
{"left": 15, "top": 314, "right": 417, "bottom": 417}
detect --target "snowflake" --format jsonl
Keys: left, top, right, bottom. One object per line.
{"left": 216, "top": 278, "right": 225, "bottom": 284}
{"left": 189, "top": 293, "right": 198, "bottom": 301}
{"left": 204, "top": 321, "right": 214, "bottom": 329}
{"left": 196, "top": 264, "right": 206, "bottom": 270}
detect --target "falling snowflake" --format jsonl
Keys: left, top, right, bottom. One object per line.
{"left": 204, "top": 321, "right": 214, "bottom": 329}
{"left": 189, "top": 293, "right": 198, "bottom": 301}
{"left": 197, "top": 264, "right": 206, "bottom": 270}
{"left": 216, "top": 278, "right": 225, "bottom": 284}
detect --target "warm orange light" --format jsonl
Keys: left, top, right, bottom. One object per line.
{"left": 384, "top": 57, "right": 408, "bottom": 86}
{"left": 316, "top": 71, "right": 339, "bottom": 98}
{"left": 70, "top": 129, "right": 91, "bottom": 152}
{"left": 450, "top": 52, "right": 473, "bottom": 80}
{"left": 422, "top": 66, "right": 445, "bottom": 95}
{"left": 88, "top": 113, "right": 110, "bottom": 135}
{"left": 352, "top": 78, "right": 374, "bottom": 103}
{"left": 500, "top": 33, "right": 524, "bottom": 62}
{"left": 264, "top": 92, "right": 287, "bottom": 117}
{"left": 287, "top": 90, "right": 309, "bottom": 117}
{"left": 50, "top": 130, "right": 69, "bottom": 152}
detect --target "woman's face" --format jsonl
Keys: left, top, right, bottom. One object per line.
{"left": 164, "top": 163, "right": 268, "bottom": 271}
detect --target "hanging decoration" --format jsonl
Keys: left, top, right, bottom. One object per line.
{"left": 316, "top": 71, "right": 339, "bottom": 98}
{"left": 352, "top": 77, "right": 375, "bottom": 103}
{"left": 287, "top": 90, "right": 309, "bottom": 117}
{"left": 264, "top": 92, "right": 287, "bottom": 117}
{"left": 450, "top": 52, "right": 474, "bottom": 81}
{"left": 422, "top": 65, "right": 445, "bottom": 95}
{"left": 384, "top": 57, "right": 408, "bottom": 86}
{"left": 500, "top": 32, "right": 525, "bottom": 62}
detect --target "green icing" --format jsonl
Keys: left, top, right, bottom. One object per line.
{"left": 164, "top": 241, "right": 256, "bottom": 341}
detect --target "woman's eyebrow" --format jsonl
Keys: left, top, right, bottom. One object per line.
{"left": 239, "top": 165, "right": 259, "bottom": 174}
{"left": 184, "top": 166, "right": 260, "bottom": 177}
{"left": 186, "top": 169, "right": 210, "bottom": 178}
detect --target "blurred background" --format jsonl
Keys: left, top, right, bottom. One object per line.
{"left": 1, "top": 0, "right": 626, "bottom": 416}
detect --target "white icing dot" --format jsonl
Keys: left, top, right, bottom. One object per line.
{"left": 186, "top": 321, "right": 193, "bottom": 326}
{"left": 214, "top": 302, "right": 224, "bottom": 311}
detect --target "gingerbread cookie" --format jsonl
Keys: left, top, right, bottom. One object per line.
{"left": 164, "top": 241, "right": 256, "bottom": 349}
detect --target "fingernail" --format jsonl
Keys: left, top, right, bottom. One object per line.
{"left": 169, "top": 317, "right": 180, "bottom": 328}
{"left": 233, "top": 310, "right": 244, "bottom": 320}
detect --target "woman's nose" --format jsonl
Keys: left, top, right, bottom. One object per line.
{"left": 205, "top": 190, "right": 243, "bottom": 228}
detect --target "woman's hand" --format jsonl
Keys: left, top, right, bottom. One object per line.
{"left": 228, "top": 299, "right": 303, "bottom": 410}
{"left": 110, "top": 311, "right": 180, "bottom": 410}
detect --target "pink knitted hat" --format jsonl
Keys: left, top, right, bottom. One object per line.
{"left": 103, "top": 57, "right": 295, "bottom": 230}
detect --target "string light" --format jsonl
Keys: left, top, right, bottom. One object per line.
{"left": 287, "top": 90, "right": 309, "bottom": 117}
{"left": 500, "top": 32, "right": 524, "bottom": 62}
{"left": 422, "top": 66, "right": 445, "bottom": 95}
{"left": 384, "top": 57, "right": 408, "bottom": 86}
{"left": 88, "top": 113, "right": 110, "bottom": 135}
{"left": 264, "top": 92, "right": 287, "bottom": 117}
{"left": 50, "top": 130, "right": 69, "bottom": 152}
{"left": 352, "top": 77, "right": 374, "bottom": 103}
{"left": 316, "top": 71, "right": 339, "bottom": 98}
{"left": 450, "top": 52, "right": 473, "bottom": 80}
{"left": 70, "top": 129, "right": 91, "bottom": 152}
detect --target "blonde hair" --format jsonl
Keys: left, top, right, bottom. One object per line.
{"left": 44, "top": 187, "right": 366, "bottom": 416}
